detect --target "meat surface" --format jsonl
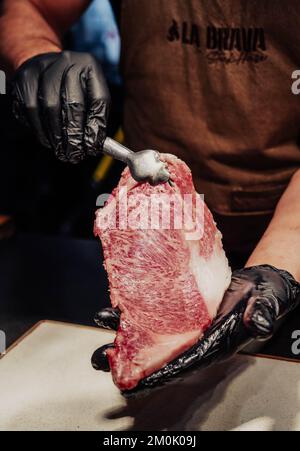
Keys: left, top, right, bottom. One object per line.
{"left": 94, "top": 154, "right": 231, "bottom": 391}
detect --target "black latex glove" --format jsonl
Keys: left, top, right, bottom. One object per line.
{"left": 11, "top": 51, "right": 110, "bottom": 163}
{"left": 91, "top": 265, "right": 300, "bottom": 396}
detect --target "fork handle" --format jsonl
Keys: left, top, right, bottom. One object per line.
{"left": 102, "top": 137, "right": 133, "bottom": 165}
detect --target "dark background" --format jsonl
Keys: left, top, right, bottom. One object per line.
{"left": 0, "top": 0, "right": 124, "bottom": 346}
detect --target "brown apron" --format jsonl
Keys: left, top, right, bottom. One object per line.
{"left": 120, "top": 0, "right": 300, "bottom": 253}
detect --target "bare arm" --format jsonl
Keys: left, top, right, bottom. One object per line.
{"left": 246, "top": 168, "right": 300, "bottom": 281}
{"left": 0, "top": 0, "right": 91, "bottom": 74}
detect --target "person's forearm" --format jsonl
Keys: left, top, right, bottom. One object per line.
{"left": 246, "top": 169, "right": 300, "bottom": 281}
{"left": 0, "top": 0, "right": 61, "bottom": 73}
{"left": 0, "top": 0, "right": 91, "bottom": 74}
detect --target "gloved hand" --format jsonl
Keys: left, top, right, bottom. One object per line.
{"left": 91, "top": 264, "right": 300, "bottom": 395}
{"left": 11, "top": 51, "right": 110, "bottom": 163}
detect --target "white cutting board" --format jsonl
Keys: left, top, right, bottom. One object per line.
{"left": 0, "top": 320, "right": 299, "bottom": 431}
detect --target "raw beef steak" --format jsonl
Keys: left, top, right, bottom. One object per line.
{"left": 94, "top": 154, "right": 231, "bottom": 391}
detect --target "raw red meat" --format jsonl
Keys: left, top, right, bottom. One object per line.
{"left": 94, "top": 154, "right": 231, "bottom": 391}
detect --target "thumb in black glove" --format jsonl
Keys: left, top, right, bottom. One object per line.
{"left": 91, "top": 265, "right": 300, "bottom": 396}
{"left": 11, "top": 51, "right": 110, "bottom": 163}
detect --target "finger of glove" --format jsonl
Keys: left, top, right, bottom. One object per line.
{"left": 38, "top": 61, "right": 66, "bottom": 161}
{"left": 94, "top": 307, "right": 120, "bottom": 331}
{"left": 243, "top": 295, "right": 277, "bottom": 339}
{"left": 60, "top": 65, "right": 86, "bottom": 164}
{"left": 11, "top": 70, "right": 51, "bottom": 148}
{"left": 91, "top": 343, "right": 114, "bottom": 372}
{"left": 84, "top": 66, "right": 110, "bottom": 156}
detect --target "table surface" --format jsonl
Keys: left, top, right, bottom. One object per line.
{"left": 1, "top": 321, "right": 299, "bottom": 431}
{"left": 0, "top": 232, "right": 299, "bottom": 360}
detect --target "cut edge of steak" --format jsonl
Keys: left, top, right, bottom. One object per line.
{"left": 94, "top": 154, "right": 231, "bottom": 391}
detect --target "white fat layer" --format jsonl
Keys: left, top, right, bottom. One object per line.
{"left": 188, "top": 235, "right": 232, "bottom": 319}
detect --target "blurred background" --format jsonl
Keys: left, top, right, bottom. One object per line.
{"left": 0, "top": 0, "right": 125, "bottom": 344}
{"left": 0, "top": 0, "right": 123, "bottom": 241}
